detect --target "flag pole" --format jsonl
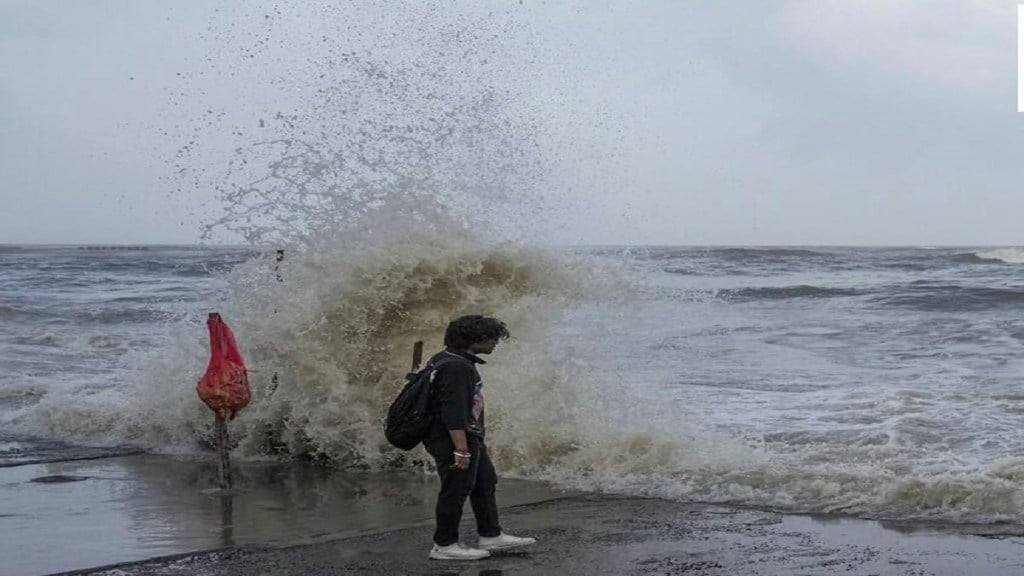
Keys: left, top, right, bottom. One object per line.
{"left": 214, "top": 412, "right": 232, "bottom": 489}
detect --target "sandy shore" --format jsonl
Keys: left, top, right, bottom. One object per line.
{"left": 4, "top": 441, "right": 1024, "bottom": 576}
{"left": 58, "top": 494, "right": 1024, "bottom": 576}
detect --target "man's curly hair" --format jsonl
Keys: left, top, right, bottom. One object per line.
{"left": 444, "top": 315, "right": 510, "bottom": 349}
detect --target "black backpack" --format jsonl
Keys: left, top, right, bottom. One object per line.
{"left": 384, "top": 356, "right": 462, "bottom": 450}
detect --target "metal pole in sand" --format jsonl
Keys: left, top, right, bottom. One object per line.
{"left": 215, "top": 418, "right": 235, "bottom": 545}
{"left": 219, "top": 492, "right": 235, "bottom": 546}
{"left": 214, "top": 414, "right": 232, "bottom": 489}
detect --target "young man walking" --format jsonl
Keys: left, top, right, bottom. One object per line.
{"left": 423, "top": 315, "right": 537, "bottom": 561}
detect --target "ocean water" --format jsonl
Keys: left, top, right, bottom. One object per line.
{"left": 2, "top": 243, "right": 1024, "bottom": 528}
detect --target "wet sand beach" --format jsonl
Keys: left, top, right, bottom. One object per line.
{"left": 59, "top": 493, "right": 1024, "bottom": 576}
{"left": 4, "top": 443, "right": 1024, "bottom": 576}
{"left": 0, "top": 440, "right": 562, "bottom": 576}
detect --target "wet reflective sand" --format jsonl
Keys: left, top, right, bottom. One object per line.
{"left": 0, "top": 448, "right": 564, "bottom": 576}
{"left": 5, "top": 439, "right": 1024, "bottom": 576}
{"left": 74, "top": 496, "right": 1024, "bottom": 576}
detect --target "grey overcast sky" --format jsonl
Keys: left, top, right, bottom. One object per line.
{"left": 0, "top": 1, "right": 1021, "bottom": 246}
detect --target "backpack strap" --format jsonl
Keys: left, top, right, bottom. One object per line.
{"left": 404, "top": 353, "right": 472, "bottom": 383}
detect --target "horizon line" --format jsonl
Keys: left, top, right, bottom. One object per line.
{"left": 1, "top": 242, "right": 1020, "bottom": 249}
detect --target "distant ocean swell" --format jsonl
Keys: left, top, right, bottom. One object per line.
{"left": 870, "top": 284, "right": 1024, "bottom": 312}
{"left": 0, "top": 304, "right": 27, "bottom": 318}
{"left": 716, "top": 285, "right": 866, "bottom": 302}
{"left": 693, "top": 283, "right": 1024, "bottom": 310}
{"left": 653, "top": 247, "right": 1024, "bottom": 275}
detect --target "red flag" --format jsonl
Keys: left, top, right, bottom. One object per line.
{"left": 197, "top": 313, "right": 251, "bottom": 421}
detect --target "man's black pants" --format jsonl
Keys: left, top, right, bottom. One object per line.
{"left": 424, "top": 435, "right": 502, "bottom": 546}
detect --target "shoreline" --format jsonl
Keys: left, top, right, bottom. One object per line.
{"left": 3, "top": 446, "right": 1024, "bottom": 575}
{"left": 57, "top": 493, "right": 1024, "bottom": 576}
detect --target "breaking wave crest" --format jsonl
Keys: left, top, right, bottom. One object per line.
{"left": 10, "top": 3, "right": 600, "bottom": 468}
{"left": 524, "top": 435, "right": 1024, "bottom": 524}
{"left": 974, "top": 248, "right": 1024, "bottom": 264}
{"left": 13, "top": 221, "right": 592, "bottom": 466}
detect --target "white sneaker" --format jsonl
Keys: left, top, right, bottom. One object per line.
{"left": 429, "top": 542, "right": 491, "bottom": 560}
{"left": 477, "top": 533, "right": 537, "bottom": 551}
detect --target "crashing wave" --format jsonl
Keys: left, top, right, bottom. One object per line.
{"left": 975, "top": 248, "right": 1024, "bottom": 264}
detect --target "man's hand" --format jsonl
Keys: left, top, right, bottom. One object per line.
{"left": 448, "top": 429, "right": 470, "bottom": 470}
{"left": 452, "top": 450, "right": 471, "bottom": 470}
